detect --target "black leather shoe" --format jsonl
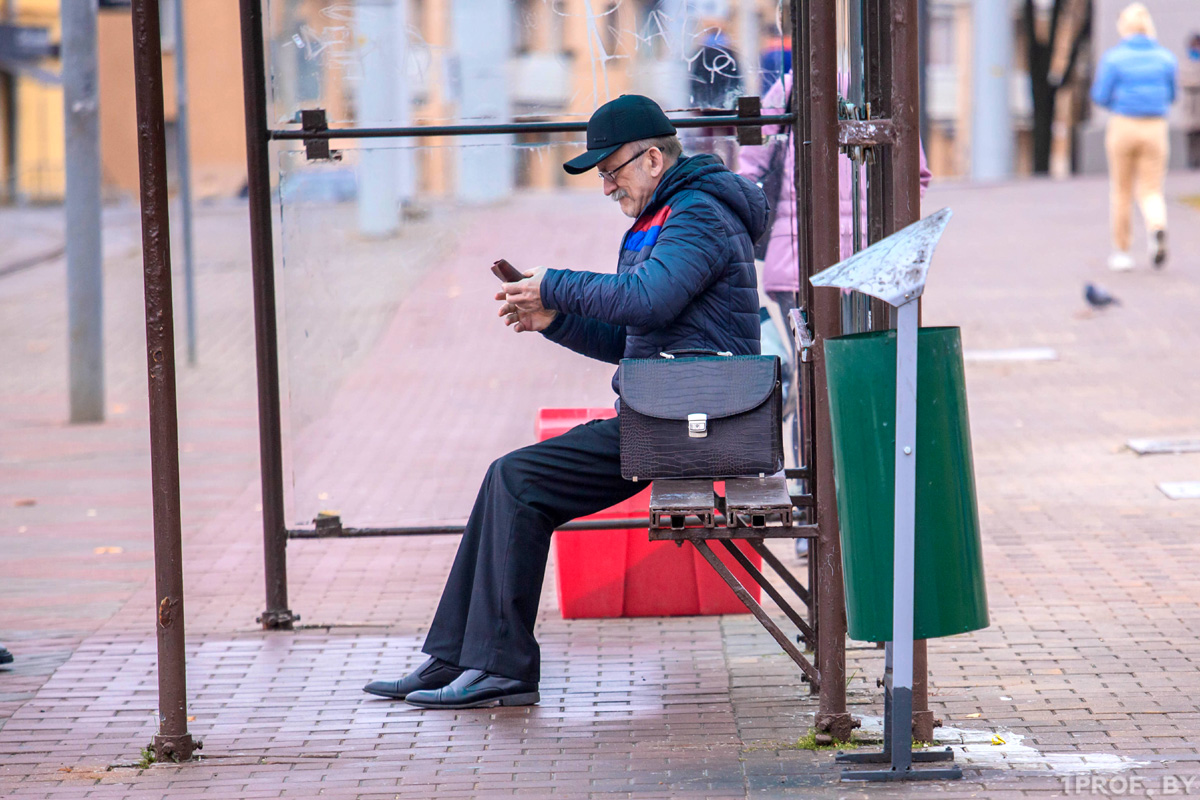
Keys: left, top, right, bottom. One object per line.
{"left": 362, "top": 657, "right": 463, "bottom": 699}
{"left": 0, "top": 645, "right": 11, "bottom": 665}
{"left": 405, "top": 669, "right": 539, "bottom": 709}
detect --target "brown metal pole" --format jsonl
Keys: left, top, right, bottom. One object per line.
{"left": 129, "top": 0, "right": 195, "bottom": 762}
{"left": 806, "top": 0, "right": 854, "bottom": 743}
{"left": 238, "top": 0, "right": 295, "bottom": 630}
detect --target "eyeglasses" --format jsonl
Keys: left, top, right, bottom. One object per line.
{"left": 598, "top": 149, "right": 650, "bottom": 183}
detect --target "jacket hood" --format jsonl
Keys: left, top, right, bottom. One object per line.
{"left": 644, "top": 154, "right": 770, "bottom": 242}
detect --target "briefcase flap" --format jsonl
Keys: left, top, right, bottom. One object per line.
{"left": 618, "top": 355, "right": 780, "bottom": 421}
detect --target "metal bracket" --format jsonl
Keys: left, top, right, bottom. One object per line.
{"left": 736, "top": 96, "right": 764, "bottom": 146}
{"left": 837, "top": 96, "right": 891, "bottom": 165}
{"left": 300, "top": 108, "right": 340, "bottom": 162}
{"left": 314, "top": 511, "right": 343, "bottom": 535}
{"left": 788, "top": 308, "right": 815, "bottom": 363}
{"left": 256, "top": 608, "right": 300, "bottom": 629}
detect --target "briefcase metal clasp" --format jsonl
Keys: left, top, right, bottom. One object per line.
{"left": 688, "top": 413, "right": 708, "bottom": 438}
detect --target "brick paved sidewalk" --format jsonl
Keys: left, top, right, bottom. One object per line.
{"left": 1, "top": 173, "right": 1200, "bottom": 798}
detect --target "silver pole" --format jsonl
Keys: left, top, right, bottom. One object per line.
{"left": 356, "top": 0, "right": 400, "bottom": 237}
{"left": 889, "top": 297, "right": 919, "bottom": 770}
{"left": 173, "top": 0, "right": 198, "bottom": 364}
{"left": 970, "top": 0, "right": 1013, "bottom": 180}
{"left": 63, "top": 0, "right": 105, "bottom": 423}
{"left": 738, "top": 0, "right": 760, "bottom": 97}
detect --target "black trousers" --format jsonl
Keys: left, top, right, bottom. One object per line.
{"left": 422, "top": 417, "right": 640, "bottom": 682}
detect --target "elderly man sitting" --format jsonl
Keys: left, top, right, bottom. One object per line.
{"left": 364, "top": 95, "right": 768, "bottom": 709}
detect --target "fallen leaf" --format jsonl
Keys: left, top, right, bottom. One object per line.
{"left": 94, "top": 546, "right": 124, "bottom": 555}
{"left": 965, "top": 713, "right": 981, "bottom": 719}
{"left": 991, "top": 735, "right": 1006, "bottom": 746}
{"left": 187, "top": 716, "right": 195, "bottom": 722}
{"left": 14, "top": 498, "right": 36, "bottom": 507}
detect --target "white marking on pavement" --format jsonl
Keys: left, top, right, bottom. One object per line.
{"left": 963, "top": 347, "right": 1058, "bottom": 362}
{"left": 1158, "top": 482, "right": 1200, "bottom": 500}
{"left": 1128, "top": 437, "right": 1200, "bottom": 455}
{"left": 854, "top": 717, "right": 1145, "bottom": 774}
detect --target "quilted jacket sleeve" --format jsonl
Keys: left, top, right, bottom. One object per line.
{"left": 540, "top": 312, "right": 627, "bottom": 364}
{"left": 540, "top": 198, "right": 729, "bottom": 330}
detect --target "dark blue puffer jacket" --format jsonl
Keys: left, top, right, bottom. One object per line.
{"left": 540, "top": 153, "right": 769, "bottom": 393}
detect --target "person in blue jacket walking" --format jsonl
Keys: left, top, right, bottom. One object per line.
{"left": 1091, "top": 3, "right": 1178, "bottom": 271}
{"left": 363, "top": 95, "right": 769, "bottom": 709}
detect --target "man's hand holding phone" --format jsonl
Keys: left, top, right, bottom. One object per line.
{"left": 495, "top": 261, "right": 557, "bottom": 333}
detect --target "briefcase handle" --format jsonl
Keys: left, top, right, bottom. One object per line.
{"left": 658, "top": 349, "right": 734, "bottom": 359}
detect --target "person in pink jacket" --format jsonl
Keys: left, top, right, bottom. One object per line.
{"left": 737, "top": 73, "right": 929, "bottom": 558}
{"left": 737, "top": 72, "right": 932, "bottom": 302}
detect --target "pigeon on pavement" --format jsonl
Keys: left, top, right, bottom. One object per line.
{"left": 1084, "top": 283, "right": 1120, "bottom": 309}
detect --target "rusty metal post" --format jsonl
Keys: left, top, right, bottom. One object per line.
{"left": 803, "top": 0, "right": 854, "bottom": 743}
{"left": 238, "top": 0, "right": 296, "bottom": 630}
{"left": 866, "top": 0, "right": 935, "bottom": 742}
{"left": 129, "top": 0, "right": 195, "bottom": 763}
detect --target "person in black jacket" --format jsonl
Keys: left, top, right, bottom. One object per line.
{"left": 363, "top": 95, "right": 768, "bottom": 709}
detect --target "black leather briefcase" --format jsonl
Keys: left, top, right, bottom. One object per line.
{"left": 617, "top": 351, "right": 784, "bottom": 481}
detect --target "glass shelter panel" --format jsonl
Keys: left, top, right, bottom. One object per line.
{"left": 264, "top": 0, "right": 794, "bottom": 127}
{"left": 274, "top": 132, "right": 781, "bottom": 528}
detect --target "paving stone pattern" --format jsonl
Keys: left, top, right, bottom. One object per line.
{"left": 1, "top": 176, "right": 1199, "bottom": 798}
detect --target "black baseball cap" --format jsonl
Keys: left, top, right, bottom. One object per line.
{"left": 563, "top": 95, "right": 677, "bottom": 175}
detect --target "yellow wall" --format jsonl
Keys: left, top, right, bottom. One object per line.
{"left": 182, "top": 0, "right": 247, "bottom": 196}
{"left": 97, "top": 4, "right": 247, "bottom": 199}
{"left": 1, "top": 1, "right": 248, "bottom": 202}
{"left": 96, "top": 10, "right": 138, "bottom": 198}
{"left": 5, "top": 0, "right": 64, "bottom": 200}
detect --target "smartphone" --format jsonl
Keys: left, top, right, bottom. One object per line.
{"left": 492, "top": 258, "right": 525, "bottom": 283}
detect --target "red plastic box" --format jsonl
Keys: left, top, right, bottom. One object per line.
{"left": 537, "top": 408, "right": 762, "bottom": 619}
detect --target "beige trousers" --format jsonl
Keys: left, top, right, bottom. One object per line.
{"left": 1105, "top": 114, "right": 1169, "bottom": 252}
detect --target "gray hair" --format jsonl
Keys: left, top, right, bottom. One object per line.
{"left": 637, "top": 134, "right": 683, "bottom": 166}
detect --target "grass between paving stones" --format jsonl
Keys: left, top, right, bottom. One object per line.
{"left": 759, "top": 731, "right": 937, "bottom": 752}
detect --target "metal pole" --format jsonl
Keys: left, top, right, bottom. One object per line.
{"left": 738, "top": 0, "right": 760, "bottom": 97}
{"left": 863, "top": 0, "right": 893, "bottom": 327}
{"left": 238, "top": 0, "right": 295, "bottom": 629}
{"left": 918, "top": 0, "right": 929, "bottom": 147}
{"left": 970, "top": 0, "right": 1013, "bottom": 180}
{"left": 888, "top": 0, "right": 935, "bottom": 742}
{"left": 129, "top": 0, "right": 195, "bottom": 763}
{"left": 808, "top": 0, "right": 853, "bottom": 743}
{"left": 172, "top": 0, "right": 197, "bottom": 365}
{"left": 63, "top": 0, "right": 105, "bottom": 423}
{"left": 889, "top": 298, "right": 919, "bottom": 771}
{"left": 3, "top": 0, "right": 18, "bottom": 204}
{"left": 356, "top": 0, "right": 400, "bottom": 237}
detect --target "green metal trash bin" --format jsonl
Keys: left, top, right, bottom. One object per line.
{"left": 825, "top": 325, "right": 988, "bottom": 642}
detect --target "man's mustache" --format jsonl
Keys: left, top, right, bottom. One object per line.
{"left": 611, "top": 188, "right": 629, "bottom": 203}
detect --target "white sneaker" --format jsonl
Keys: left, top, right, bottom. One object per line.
{"left": 1108, "top": 251, "right": 1134, "bottom": 271}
